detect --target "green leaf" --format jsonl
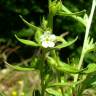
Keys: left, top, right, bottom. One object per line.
{"left": 47, "top": 56, "right": 57, "bottom": 66}
{"left": 79, "top": 73, "right": 96, "bottom": 94}
{"left": 41, "top": 17, "right": 48, "bottom": 30}
{"left": 0, "top": 38, "right": 7, "bottom": 43}
{"left": 58, "top": 10, "right": 86, "bottom": 16}
{"left": 83, "top": 63, "right": 96, "bottom": 74}
{"left": 47, "top": 79, "right": 85, "bottom": 88}
{"left": 47, "top": 56, "right": 83, "bottom": 74}
{"left": 5, "top": 61, "right": 35, "bottom": 71}
{"left": 60, "top": 4, "right": 86, "bottom": 26}
{"left": 84, "top": 37, "right": 96, "bottom": 54}
{"left": 56, "top": 36, "right": 66, "bottom": 42}
{"left": 46, "top": 88, "right": 62, "bottom": 96}
{"left": 47, "top": 82, "right": 70, "bottom": 88}
{"left": 35, "top": 30, "right": 42, "bottom": 43}
{"left": 19, "top": 15, "right": 42, "bottom": 31}
{"left": 55, "top": 37, "right": 78, "bottom": 49}
{"left": 83, "top": 13, "right": 88, "bottom": 25}
{"left": 57, "top": 62, "right": 80, "bottom": 73}
{"left": 15, "top": 35, "right": 39, "bottom": 47}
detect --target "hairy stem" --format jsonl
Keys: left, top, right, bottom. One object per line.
{"left": 48, "top": 14, "right": 53, "bottom": 31}
{"left": 74, "top": 0, "right": 96, "bottom": 82}
{"left": 40, "top": 49, "right": 46, "bottom": 96}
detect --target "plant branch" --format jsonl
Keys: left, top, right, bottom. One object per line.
{"left": 61, "top": 5, "right": 86, "bottom": 26}
{"left": 74, "top": 0, "right": 96, "bottom": 82}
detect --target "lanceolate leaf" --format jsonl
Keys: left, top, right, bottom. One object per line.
{"left": 15, "top": 35, "right": 39, "bottom": 47}
{"left": 5, "top": 61, "right": 35, "bottom": 71}
{"left": 84, "top": 37, "right": 96, "bottom": 54}
{"left": 57, "top": 10, "right": 86, "bottom": 16}
{"left": 47, "top": 79, "right": 86, "bottom": 88}
{"left": 47, "top": 56, "right": 82, "bottom": 74}
{"left": 83, "top": 63, "right": 96, "bottom": 74}
{"left": 19, "top": 15, "right": 42, "bottom": 31}
{"left": 46, "top": 88, "right": 62, "bottom": 96}
{"left": 55, "top": 37, "right": 78, "bottom": 49}
{"left": 60, "top": 4, "right": 86, "bottom": 26}
{"left": 57, "top": 63, "right": 96, "bottom": 74}
{"left": 47, "top": 82, "right": 71, "bottom": 88}
{"left": 79, "top": 73, "right": 96, "bottom": 94}
{"left": 57, "top": 62, "right": 80, "bottom": 73}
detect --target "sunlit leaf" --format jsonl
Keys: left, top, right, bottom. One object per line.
{"left": 57, "top": 62, "right": 80, "bottom": 73}
{"left": 47, "top": 56, "right": 83, "bottom": 74}
{"left": 55, "top": 37, "right": 78, "bottom": 49}
{"left": 19, "top": 15, "right": 42, "bottom": 31}
{"left": 47, "top": 82, "right": 70, "bottom": 88}
{"left": 83, "top": 63, "right": 96, "bottom": 74}
{"left": 58, "top": 10, "right": 86, "bottom": 16}
{"left": 46, "top": 88, "right": 62, "bottom": 96}
{"left": 84, "top": 37, "right": 96, "bottom": 54}
{"left": 60, "top": 4, "right": 86, "bottom": 26}
{"left": 35, "top": 30, "right": 42, "bottom": 43}
{"left": 15, "top": 35, "right": 39, "bottom": 47}
{"left": 5, "top": 61, "right": 35, "bottom": 71}
{"left": 47, "top": 56, "right": 57, "bottom": 66}
{"left": 83, "top": 13, "right": 88, "bottom": 25}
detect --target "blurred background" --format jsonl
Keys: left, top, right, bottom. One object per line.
{"left": 0, "top": 0, "right": 96, "bottom": 95}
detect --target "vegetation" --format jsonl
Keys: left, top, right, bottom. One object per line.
{"left": 0, "top": 0, "right": 96, "bottom": 96}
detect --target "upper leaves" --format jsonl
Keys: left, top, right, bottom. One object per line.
{"left": 15, "top": 35, "right": 39, "bottom": 47}
{"left": 15, "top": 33, "right": 77, "bottom": 49}
{"left": 84, "top": 37, "right": 96, "bottom": 54}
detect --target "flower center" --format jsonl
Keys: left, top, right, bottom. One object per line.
{"left": 40, "top": 31, "right": 56, "bottom": 48}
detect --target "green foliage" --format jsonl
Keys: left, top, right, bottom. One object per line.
{"left": 55, "top": 36, "right": 78, "bottom": 49}
{"left": 46, "top": 88, "right": 62, "bottom": 96}
{"left": 1, "top": 0, "right": 96, "bottom": 96}
{"left": 5, "top": 61, "right": 35, "bottom": 71}
{"left": 15, "top": 35, "right": 39, "bottom": 47}
{"left": 83, "top": 63, "right": 96, "bottom": 74}
{"left": 10, "top": 0, "right": 96, "bottom": 96}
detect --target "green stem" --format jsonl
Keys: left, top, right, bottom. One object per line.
{"left": 74, "top": 0, "right": 96, "bottom": 82}
{"left": 52, "top": 50, "right": 64, "bottom": 96}
{"left": 40, "top": 49, "right": 46, "bottom": 96}
{"left": 48, "top": 13, "right": 53, "bottom": 31}
{"left": 57, "top": 72, "right": 64, "bottom": 96}
{"left": 48, "top": 0, "right": 54, "bottom": 31}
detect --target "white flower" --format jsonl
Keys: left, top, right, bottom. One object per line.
{"left": 40, "top": 31, "right": 56, "bottom": 48}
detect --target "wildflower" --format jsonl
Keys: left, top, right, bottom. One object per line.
{"left": 40, "top": 31, "right": 56, "bottom": 48}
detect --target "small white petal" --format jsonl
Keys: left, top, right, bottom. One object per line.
{"left": 48, "top": 41, "right": 55, "bottom": 47}
{"left": 42, "top": 41, "right": 49, "bottom": 48}
{"left": 44, "top": 31, "right": 50, "bottom": 34}
{"left": 40, "top": 32, "right": 56, "bottom": 48}
{"left": 50, "top": 35, "right": 56, "bottom": 41}
{"left": 40, "top": 35, "right": 45, "bottom": 41}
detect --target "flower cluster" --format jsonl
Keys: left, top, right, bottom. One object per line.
{"left": 40, "top": 31, "right": 56, "bottom": 48}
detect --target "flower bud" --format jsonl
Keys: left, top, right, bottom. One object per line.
{"left": 49, "top": 0, "right": 62, "bottom": 16}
